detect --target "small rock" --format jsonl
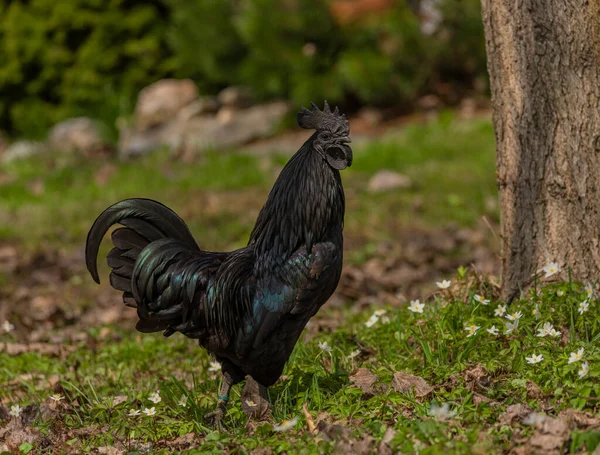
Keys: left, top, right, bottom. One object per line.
{"left": 459, "top": 97, "right": 477, "bottom": 119}
{"left": 177, "top": 97, "right": 219, "bottom": 122}
{"left": 2, "top": 140, "right": 46, "bottom": 164}
{"left": 218, "top": 85, "right": 254, "bottom": 109}
{"left": 184, "top": 101, "right": 291, "bottom": 153}
{"left": 368, "top": 170, "right": 412, "bottom": 193}
{"left": 47, "top": 117, "right": 110, "bottom": 156}
{"left": 356, "top": 107, "right": 384, "bottom": 127}
{"left": 135, "top": 79, "right": 199, "bottom": 130}
{"left": 216, "top": 106, "right": 237, "bottom": 124}
{"left": 418, "top": 94, "right": 441, "bottom": 110}
{"left": 120, "top": 99, "right": 290, "bottom": 159}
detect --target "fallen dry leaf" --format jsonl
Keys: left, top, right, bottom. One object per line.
{"left": 30, "top": 295, "right": 57, "bottom": 321}
{"left": 166, "top": 432, "right": 196, "bottom": 450}
{"left": 378, "top": 427, "right": 396, "bottom": 455}
{"left": 463, "top": 363, "right": 490, "bottom": 391}
{"left": 473, "top": 392, "right": 493, "bottom": 406}
{"left": 333, "top": 434, "right": 377, "bottom": 455}
{"left": 558, "top": 409, "right": 600, "bottom": 429}
{"left": 524, "top": 415, "right": 570, "bottom": 455}
{"left": 500, "top": 404, "right": 532, "bottom": 426}
{"left": 0, "top": 245, "right": 18, "bottom": 274}
{"left": 111, "top": 396, "right": 128, "bottom": 407}
{"left": 241, "top": 376, "right": 271, "bottom": 421}
{"left": 349, "top": 368, "right": 380, "bottom": 395}
{"left": 526, "top": 381, "right": 543, "bottom": 400}
{"left": 391, "top": 371, "right": 433, "bottom": 398}
{"left": 317, "top": 420, "right": 352, "bottom": 442}
{"left": 250, "top": 448, "right": 273, "bottom": 455}
{"left": 302, "top": 403, "right": 317, "bottom": 433}
{"left": 98, "top": 446, "right": 123, "bottom": 455}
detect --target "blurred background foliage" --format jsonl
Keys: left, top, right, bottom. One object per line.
{"left": 0, "top": 0, "right": 486, "bottom": 139}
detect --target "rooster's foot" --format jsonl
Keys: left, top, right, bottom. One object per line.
{"left": 204, "top": 408, "right": 226, "bottom": 431}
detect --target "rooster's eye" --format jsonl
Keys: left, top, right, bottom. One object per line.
{"left": 321, "top": 132, "right": 331, "bottom": 140}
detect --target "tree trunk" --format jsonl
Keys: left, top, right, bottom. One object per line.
{"left": 481, "top": 0, "right": 600, "bottom": 301}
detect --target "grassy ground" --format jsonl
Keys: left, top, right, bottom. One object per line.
{"left": 2, "top": 114, "right": 598, "bottom": 454}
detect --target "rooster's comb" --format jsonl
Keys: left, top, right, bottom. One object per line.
{"left": 297, "top": 101, "right": 349, "bottom": 134}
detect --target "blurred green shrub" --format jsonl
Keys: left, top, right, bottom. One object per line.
{"left": 169, "top": 0, "right": 486, "bottom": 107}
{"left": 0, "top": 0, "right": 175, "bottom": 139}
{"left": 0, "top": 0, "right": 486, "bottom": 139}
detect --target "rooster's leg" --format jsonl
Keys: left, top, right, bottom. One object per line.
{"left": 205, "top": 372, "right": 233, "bottom": 430}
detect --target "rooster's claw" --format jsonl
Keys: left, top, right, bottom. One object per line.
{"left": 204, "top": 409, "right": 226, "bottom": 431}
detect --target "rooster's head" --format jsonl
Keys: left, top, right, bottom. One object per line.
{"left": 297, "top": 101, "right": 352, "bottom": 170}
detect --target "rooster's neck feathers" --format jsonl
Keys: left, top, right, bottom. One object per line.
{"left": 249, "top": 134, "right": 345, "bottom": 273}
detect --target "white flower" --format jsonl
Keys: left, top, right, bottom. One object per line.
{"left": 537, "top": 322, "right": 555, "bottom": 338}
{"left": 381, "top": 315, "right": 390, "bottom": 324}
{"left": 148, "top": 392, "right": 161, "bottom": 404}
{"left": 208, "top": 361, "right": 221, "bottom": 372}
{"left": 549, "top": 328, "right": 561, "bottom": 337}
{"left": 245, "top": 399, "right": 258, "bottom": 407}
{"left": 541, "top": 262, "right": 559, "bottom": 278}
{"left": 473, "top": 294, "right": 490, "bottom": 305}
{"left": 429, "top": 403, "right": 457, "bottom": 421}
{"left": 127, "top": 409, "right": 140, "bottom": 417}
{"left": 505, "top": 311, "right": 523, "bottom": 321}
{"left": 487, "top": 325, "right": 499, "bottom": 336}
{"left": 273, "top": 416, "right": 299, "bottom": 432}
{"left": 9, "top": 404, "right": 22, "bottom": 417}
{"left": 318, "top": 341, "right": 332, "bottom": 353}
{"left": 373, "top": 309, "right": 387, "bottom": 317}
{"left": 526, "top": 353, "right": 544, "bottom": 364}
{"left": 142, "top": 407, "right": 156, "bottom": 416}
{"left": 578, "top": 300, "right": 589, "bottom": 315}
{"left": 178, "top": 395, "right": 188, "bottom": 407}
{"left": 578, "top": 361, "right": 589, "bottom": 378}
{"left": 436, "top": 280, "right": 451, "bottom": 289}
{"left": 365, "top": 314, "right": 379, "bottom": 328}
{"left": 464, "top": 324, "right": 480, "bottom": 337}
{"left": 347, "top": 349, "right": 361, "bottom": 360}
{"left": 49, "top": 393, "right": 64, "bottom": 402}
{"left": 505, "top": 319, "right": 519, "bottom": 335}
{"left": 2, "top": 320, "right": 15, "bottom": 333}
{"left": 584, "top": 283, "right": 594, "bottom": 299}
{"left": 532, "top": 305, "right": 541, "bottom": 319}
{"left": 556, "top": 290, "right": 565, "bottom": 297}
{"left": 408, "top": 300, "right": 425, "bottom": 313}
{"left": 568, "top": 348, "right": 584, "bottom": 364}
{"left": 494, "top": 305, "right": 507, "bottom": 317}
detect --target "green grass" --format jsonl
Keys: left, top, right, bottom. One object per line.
{"left": 0, "top": 114, "right": 549, "bottom": 453}
{"left": 0, "top": 113, "right": 497, "bottom": 253}
{"left": 1, "top": 276, "right": 599, "bottom": 453}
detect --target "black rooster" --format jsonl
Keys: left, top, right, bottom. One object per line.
{"left": 85, "top": 102, "right": 352, "bottom": 426}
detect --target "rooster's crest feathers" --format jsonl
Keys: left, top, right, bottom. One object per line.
{"left": 297, "top": 101, "right": 349, "bottom": 135}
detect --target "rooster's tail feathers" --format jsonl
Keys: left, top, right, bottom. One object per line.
{"left": 85, "top": 198, "right": 199, "bottom": 284}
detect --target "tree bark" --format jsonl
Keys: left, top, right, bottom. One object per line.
{"left": 481, "top": 0, "right": 600, "bottom": 301}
